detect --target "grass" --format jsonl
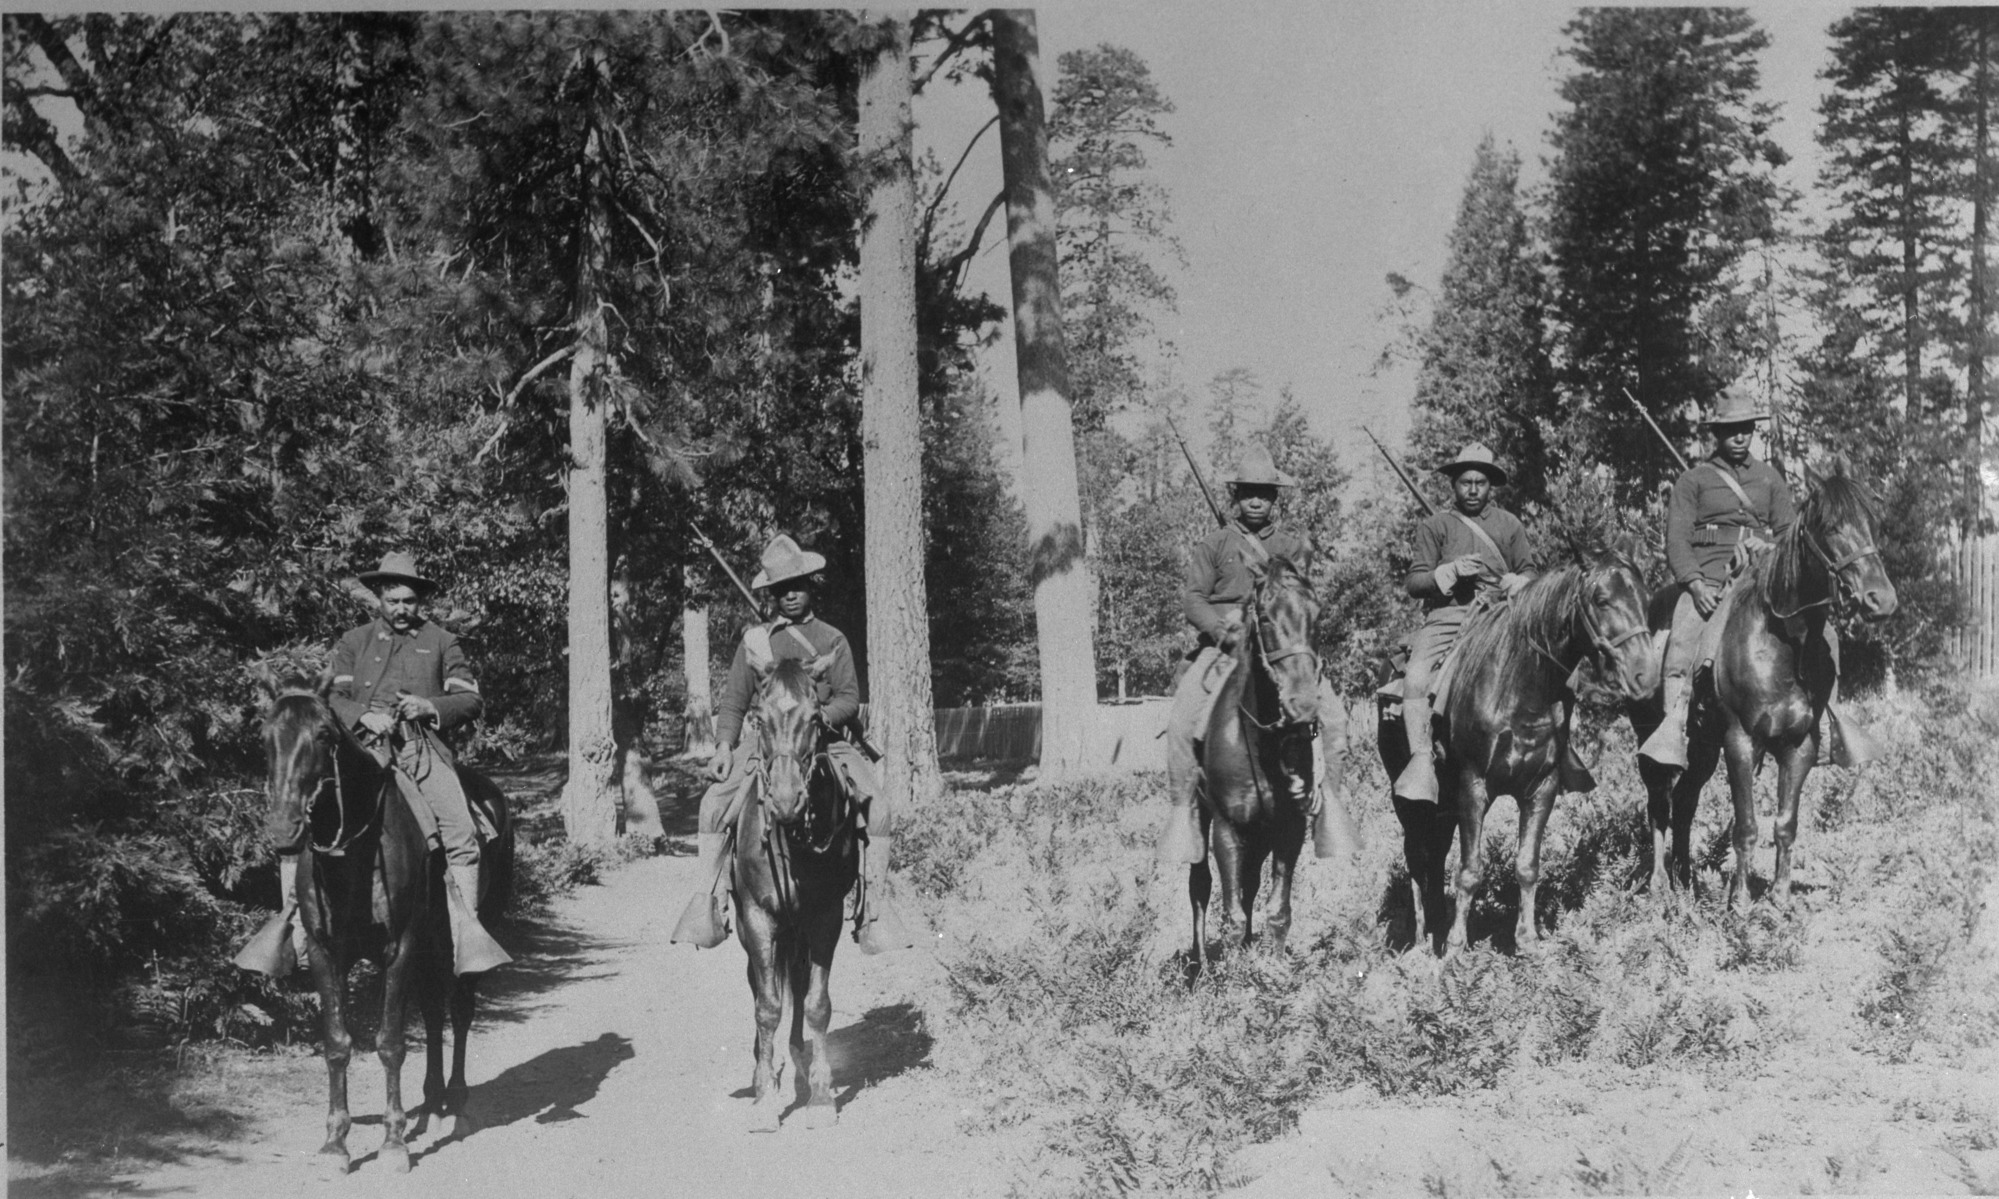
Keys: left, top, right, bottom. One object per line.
{"left": 898, "top": 680, "right": 1999, "bottom": 1197}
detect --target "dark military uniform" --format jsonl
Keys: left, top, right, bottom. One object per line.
{"left": 330, "top": 617, "right": 484, "bottom": 866}
{"left": 696, "top": 614, "right": 879, "bottom": 839}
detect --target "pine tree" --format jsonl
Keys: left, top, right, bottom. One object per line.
{"left": 1545, "top": 7, "right": 1786, "bottom": 499}
{"left": 1408, "top": 135, "right": 1558, "bottom": 508}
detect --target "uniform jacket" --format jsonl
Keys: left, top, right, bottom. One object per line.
{"left": 714, "top": 615, "right": 861, "bottom": 748}
{"left": 1405, "top": 505, "right": 1534, "bottom": 612}
{"left": 329, "top": 618, "right": 483, "bottom": 734}
{"left": 1665, "top": 453, "right": 1795, "bottom": 585}
{"left": 1182, "top": 521, "right": 1314, "bottom": 643}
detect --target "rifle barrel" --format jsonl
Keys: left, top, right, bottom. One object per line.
{"left": 1164, "top": 412, "right": 1228, "bottom": 527}
{"left": 1362, "top": 426, "right": 1438, "bottom": 517}
{"left": 1619, "top": 387, "right": 1691, "bottom": 473}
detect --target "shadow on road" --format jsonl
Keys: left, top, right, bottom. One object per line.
{"left": 828, "top": 1002, "right": 933, "bottom": 1106}
{"left": 455, "top": 1031, "right": 636, "bottom": 1136}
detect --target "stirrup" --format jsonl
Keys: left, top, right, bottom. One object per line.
{"left": 232, "top": 908, "right": 298, "bottom": 977}
{"left": 671, "top": 893, "right": 732, "bottom": 949}
{"left": 1393, "top": 757, "right": 1438, "bottom": 804}
{"left": 1155, "top": 805, "right": 1206, "bottom": 865}
{"left": 854, "top": 896, "right": 917, "bottom": 955}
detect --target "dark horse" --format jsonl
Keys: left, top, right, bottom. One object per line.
{"left": 731, "top": 655, "right": 860, "bottom": 1132}
{"left": 258, "top": 674, "right": 512, "bottom": 1173}
{"left": 1188, "top": 554, "right": 1322, "bottom": 972}
{"left": 1379, "top": 537, "right": 1657, "bottom": 954}
{"left": 1629, "top": 463, "right": 1896, "bottom": 906}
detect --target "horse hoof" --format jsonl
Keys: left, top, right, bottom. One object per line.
{"left": 451, "top": 1113, "right": 478, "bottom": 1141}
{"left": 797, "top": 1103, "right": 837, "bottom": 1131}
{"left": 747, "top": 1103, "right": 783, "bottom": 1134}
{"left": 408, "top": 1110, "right": 430, "bottom": 1140}
{"left": 315, "top": 1149, "right": 352, "bottom": 1179}
{"left": 381, "top": 1143, "right": 411, "bottom": 1174}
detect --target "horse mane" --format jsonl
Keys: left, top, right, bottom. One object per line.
{"left": 1453, "top": 566, "right": 1586, "bottom": 678}
{"left": 1261, "top": 554, "right": 1317, "bottom": 601}
{"left": 1751, "top": 467, "right": 1878, "bottom": 616}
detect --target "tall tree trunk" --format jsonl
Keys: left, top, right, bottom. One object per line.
{"left": 992, "top": 9, "right": 1099, "bottom": 780}
{"left": 682, "top": 567, "right": 715, "bottom": 757}
{"left": 563, "top": 49, "right": 619, "bottom": 844}
{"left": 858, "top": 13, "right": 943, "bottom": 808}
{"left": 1899, "top": 100, "right": 1923, "bottom": 409}
{"left": 1969, "top": 18, "right": 1991, "bottom": 524}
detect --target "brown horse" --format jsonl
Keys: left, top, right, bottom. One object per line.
{"left": 259, "top": 675, "right": 512, "bottom": 1173}
{"left": 1380, "top": 537, "right": 1657, "bottom": 954}
{"left": 1630, "top": 464, "right": 1896, "bottom": 906}
{"left": 1188, "top": 555, "right": 1322, "bottom": 973}
{"left": 731, "top": 656, "right": 860, "bottom": 1132}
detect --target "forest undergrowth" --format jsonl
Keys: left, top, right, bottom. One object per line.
{"left": 900, "top": 680, "right": 1999, "bottom": 1197}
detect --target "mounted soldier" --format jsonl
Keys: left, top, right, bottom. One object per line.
{"left": 1392, "top": 443, "right": 1535, "bottom": 804}
{"left": 1639, "top": 387, "right": 1875, "bottom": 771}
{"left": 671, "top": 534, "right": 914, "bottom": 955}
{"left": 1157, "top": 442, "right": 1354, "bottom": 866}
{"left": 324, "top": 551, "right": 509, "bottom": 975}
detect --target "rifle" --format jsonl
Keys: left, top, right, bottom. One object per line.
{"left": 685, "top": 519, "right": 765, "bottom": 618}
{"left": 1163, "top": 412, "right": 1228, "bottom": 528}
{"left": 1619, "top": 386, "right": 1691, "bottom": 473}
{"left": 1361, "top": 426, "right": 1438, "bottom": 517}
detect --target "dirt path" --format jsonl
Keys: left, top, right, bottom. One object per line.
{"left": 104, "top": 850, "right": 1004, "bottom": 1199}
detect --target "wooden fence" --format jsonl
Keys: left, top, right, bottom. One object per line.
{"left": 1958, "top": 532, "right": 1999, "bottom": 679}
{"left": 862, "top": 698, "right": 1173, "bottom": 772}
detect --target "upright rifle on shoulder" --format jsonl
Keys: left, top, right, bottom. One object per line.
{"left": 685, "top": 519, "right": 766, "bottom": 619}
{"left": 1361, "top": 426, "right": 1438, "bottom": 517}
{"left": 1164, "top": 412, "right": 1228, "bottom": 528}
{"left": 1618, "top": 386, "right": 1690, "bottom": 473}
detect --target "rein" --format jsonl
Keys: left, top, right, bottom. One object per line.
{"left": 745, "top": 703, "right": 855, "bottom": 913}
{"left": 1768, "top": 518, "right": 1882, "bottom": 621}
{"left": 1236, "top": 576, "right": 1319, "bottom": 735}
{"left": 276, "top": 691, "right": 380, "bottom": 857}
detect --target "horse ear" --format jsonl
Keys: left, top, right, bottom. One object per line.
{"left": 1610, "top": 531, "right": 1643, "bottom": 567}
{"left": 316, "top": 666, "right": 336, "bottom": 700}
{"left": 1804, "top": 458, "right": 1825, "bottom": 488}
{"left": 250, "top": 661, "right": 280, "bottom": 703}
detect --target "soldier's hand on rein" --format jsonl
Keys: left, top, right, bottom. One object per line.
{"left": 708, "top": 745, "right": 734, "bottom": 782}
{"left": 1690, "top": 578, "right": 1722, "bottom": 618}
{"left": 359, "top": 710, "right": 395, "bottom": 738}
{"left": 1500, "top": 572, "right": 1529, "bottom": 597}
{"left": 394, "top": 693, "right": 439, "bottom": 725}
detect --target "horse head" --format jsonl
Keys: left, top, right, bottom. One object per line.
{"left": 750, "top": 655, "right": 831, "bottom": 827}
{"left": 1580, "top": 532, "right": 1659, "bottom": 699}
{"left": 1247, "top": 554, "right": 1322, "bottom": 728}
{"left": 1801, "top": 459, "right": 1897, "bottom": 620}
{"left": 259, "top": 667, "right": 341, "bottom": 853}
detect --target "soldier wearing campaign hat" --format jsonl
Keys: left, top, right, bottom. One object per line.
{"left": 1392, "top": 443, "right": 1536, "bottom": 804}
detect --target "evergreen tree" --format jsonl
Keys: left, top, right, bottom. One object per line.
{"left": 1049, "top": 43, "right": 1180, "bottom": 430}
{"left": 1545, "top": 7, "right": 1787, "bottom": 499}
{"left": 1408, "top": 135, "right": 1558, "bottom": 508}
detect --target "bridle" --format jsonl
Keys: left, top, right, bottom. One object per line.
{"left": 743, "top": 700, "right": 853, "bottom": 911}
{"left": 274, "top": 692, "right": 378, "bottom": 857}
{"left": 1771, "top": 518, "right": 1883, "bottom": 620}
{"left": 1236, "top": 574, "right": 1320, "bottom": 736}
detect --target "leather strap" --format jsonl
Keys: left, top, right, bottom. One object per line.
{"left": 1702, "top": 462, "right": 1758, "bottom": 519}
{"left": 1230, "top": 521, "right": 1272, "bottom": 566}
{"left": 1449, "top": 511, "right": 1510, "bottom": 575}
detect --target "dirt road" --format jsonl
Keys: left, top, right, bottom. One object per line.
{"left": 107, "top": 850, "right": 1008, "bottom": 1199}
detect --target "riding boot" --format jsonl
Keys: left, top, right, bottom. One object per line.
{"left": 1309, "top": 734, "right": 1360, "bottom": 859}
{"left": 854, "top": 834, "right": 917, "bottom": 956}
{"left": 670, "top": 832, "right": 733, "bottom": 949}
{"left": 280, "top": 855, "right": 308, "bottom": 969}
{"left": 445, "top": 863, "right": 512, "bottom": 975}
{"left": 1825, "top": 706, "right": 1879, "bottom": 769}
{"left": 1393, "top": 696, "right": 1439, "bottom": 803}
{"left": 1639, "top": 676, "right": 1691, "bottom": 769}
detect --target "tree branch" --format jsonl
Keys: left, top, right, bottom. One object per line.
{"left": 942, "top": 189, "right": 1007, "bottom": 295}
{"left": 920, "top": 113, "right": 998, "bottom": 253}
{"left": 3, "top": 90, "right": 80, "bottom": 185}
{"left": 912, "top": 10, "right": 992, "bottom": 94}
{"left": 505, "top": 344, "right": 577, "bottom": 405}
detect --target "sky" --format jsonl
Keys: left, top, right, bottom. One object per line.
{"left": 913, "top": 2, "right": 1846, "bottom": 479}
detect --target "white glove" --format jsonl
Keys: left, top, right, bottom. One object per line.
{"left": 1432, "top": 561, "right": 1462, "bottom": 593}
{"left": 1500, "top": 572, "right": 1530, "bottom": 597}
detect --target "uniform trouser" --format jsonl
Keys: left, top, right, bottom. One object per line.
{"left": 1401, "top": 604, "right": 1472, "bottom": 757}
{"left": 1661, "top": 587, "right": 1841, "bottom": 702}
{"left": 367, "top": 725, "right": 480, "bottom": 868}
{"left": 1164, "top": 646, "right": 1340, "bottom": 817}
{"left": 695, "top": 736, "right": 887, "bottom": 838}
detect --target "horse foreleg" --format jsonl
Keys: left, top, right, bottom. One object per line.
{"left": 375, "top": 933, "right": 417, "bottom": 1174}
{"left": 1720, "top": 721, "right": 1760, "bottom": 910}
{"left": 1446, "top": 769, "right": 1489, "bottom": 955}
{"left": 414, "top": 956, "right": 446, "bottom": 1140}
{"left": 793, "top": 900, "right": 842, "bottom": 1130}
{"left": 1265, "top": 844, "right": 1298, "bottom": 951}
{"left": 1770, "top": 734, "right": 1818, "bottom": 903}
{"left": 744, "top": 909, "right": 787, "bottom": 1133}
{"left": 1188, "top": 856, "right": 1212, "bottom": 980}
{"left": 446, "top": 973, "right": 477, "bottom": 1137}
{"left": 1640, "top": 757, "right": 1677, "bottom": 900}
{"left": 1514, "top": 777, "right": 1559, "bottom": 949}
{"left": 305, "top": 939, "right": 354, "bottom": 1175}
{"left": 1676, "top": 732, "right": 1722, "bottom": 895}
